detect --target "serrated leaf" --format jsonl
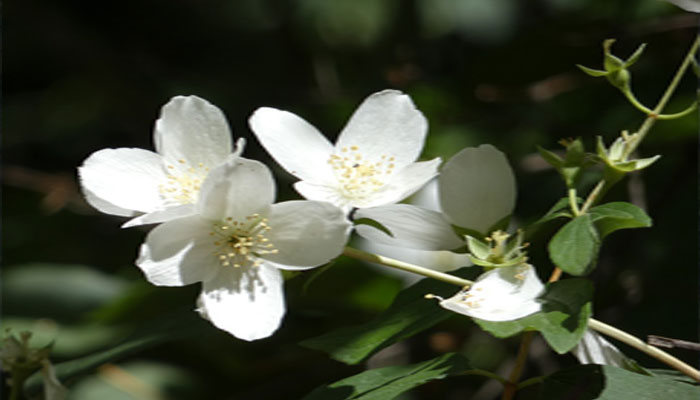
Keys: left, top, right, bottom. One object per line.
{"left": 548, "top": 215, "right": 600, "bottom": 276}
{"left": 474, "top": 279, "right": 593, "bottom": 354}
{"left": 23, "top": 310, "right": 209, "bottom": 397}
{"left": 301, "top": 268, "right": 478, "bottom": 365}
{"left": 302, "top": 353, "right": 470, "bottom": 400}
{"left": 588, "top": 202, "right": 652, "bottom": 238}
{"left": 538, "top": 364, "right": 700, "bottom": 400}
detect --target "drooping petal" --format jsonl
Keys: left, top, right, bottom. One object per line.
{"left": 363, "top": 158, "right": 441, "bottom": 208}
{"left": 249, "top": 107, "right": 335, "bottom": 183}
{"left": 154, "top": 96, "right": 233, "bottom": 170}
{"left": 136, "top": 216, "right": 218, "bottom": 286}
{"left": 79, "top": 148, "right": 169, "bottom": 214}
{"left": 354, "top": 204, "right": 462, "bottom": 250}
{"left": 197, "top": 158, "right": 275, "bottom": 221}
{"left": 439, "top": 264, "right": 544, "bottom": 322}
{"left": 336, "top": 90, "right": 428, "bottom": 167}
{"left": 263, "top": 200, "right": 350, "bottom": 269}
{"left": 122, "top": 204, "right": 197, "bottom": 228}
{"left": 358, "top": 237, "right": 471, "bottom": 274}
{"left": 198, "top": 264, "right": 285, "bottom": 341}
{"left": 439, "top": 145, "right": 516, "bottom": 234}
{"left": 572, "top": 329, "right": 630, "bottom": 368}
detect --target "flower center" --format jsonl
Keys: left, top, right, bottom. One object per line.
{"left": 210, "top": 213, "right": 278, "bottom": 268}
{"left": 327, "top": 145, "right": 396, "bottom": 200}
{"left": 158, "top": 159, "right": 210, "bottom": 205}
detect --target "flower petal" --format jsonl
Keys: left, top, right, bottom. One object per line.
{"left": 197, "top": 158, "right": 275, "bottom": 220}
{"left": 363, "top": 158, "right": 441, "bottom": 208}
{"left": 79, "top": 148, "right": 168, "bottom": 214}
{"left": 293, "top": 181, "right": 351, "bottom": 212}
{"left": 409, "top": 178, "right": 441, "bottom": 212}
{"left": 154, "top": 96, "right": 233, "bottom": 169}
{"left": 263, "top": 200, "right": 350, "bottom": 269}
{"left": 336, "top": 90, "right": 428, "bottom": 167}
{"left": 82, "top": 187, "right": 138, "bottom": 217}
{"left": 439, "top": 145, "right": 516, "bottom": 234}
{"left": 249, "top": 107, "right": 335, "bottom": 183}
{"left": 359, "top": 237, "right": 471, "bottom": 274}
{"left": 354, "top": 204, "right": 462, "bottom": 250}
{"left": 664, "top": 0, "right": 700, "bottom": 12}
{"left": 439, "top": 264, "right": 544, "bottom": 322}
{"left": 198, "top": 264, "right": 285, "bottom": 341}
{"left": 122, "top": 204, "right": 197, "bottom": 228}
{"left": 136, "top": 215, "right": 217, "bottom": 286}
{"left": 572, "top": 329, "right": 629, "bottom": 368}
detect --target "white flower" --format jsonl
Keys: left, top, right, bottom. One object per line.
{"left": 136, "top": 158, "right": 351, "bottom": 341}
{"left": 249, "top": 90, "right": 441, "bottom": 211}
{"left": 79, "top": 95, "right": 244, "bottom": 227}
{"left": 354, "top": 144, "right": 517, "bottom": 250}
{"left": 435, "top": 264, "right": 544, "bottom": 322}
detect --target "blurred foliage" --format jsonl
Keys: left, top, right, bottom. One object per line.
{"left": 3, "top": 0, "right": 697, "bottom": 399}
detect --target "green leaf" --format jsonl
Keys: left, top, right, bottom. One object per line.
{"left": 301, "top": 268, "right": 478, "bottom": 365}
{"left": 548, "top": 215, "right": 600, "bottom": 276}
{"left": 531, "top": 197, "right": 575, "bottom": 226}
{"left": 624, "top": 43, "right": 647, "bottom": 68}
{"left": 538, "top": 364, "right": 700, "bottom": 399}
{"left": 466, "top": 236, "right": 491, "bottom": 260}
{"left": 302, "top": 353, "right": 470, "bottom": 400}
{"left": 23, "top": 310, "right": 210, "bottom": 397}
{"left": 588, "top": 202, "right": 652, "bottom": 238}
{"left": 475, "top": 279, "right": 593, "bottom": 354}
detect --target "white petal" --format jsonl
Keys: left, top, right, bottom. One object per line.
{"left": 198, "top": 264, "right": 285, "bottom": 341}
{"left": 197, "top": 158, "right": 275, "bottom": 220}
{"left": 79, "top": 148, "right": 168, "bottom": 214}
{"left": 409, "top": 178, "right": 441, "bottom": 212}
{"left": 572, "top": 329, "right": 629, "bottom": 367}
{"left": 82, "top": 187, "right": 138, "bottom": 217}
{"left": 154, "top": 96, "right": 233, "bottom": 169}
{"left": 664, "top": 0, "right": 700, "bottom": 12}
{"left": 293, "top": 181, "right": 350, "bottom": 211}
{"left": 359, "top": 237, "right": 471, "bottom": 273}
{"left": 336, "top": 90, "right": 428, "bottom": 167}
{"left": 249, "top": 107, "right": 335, "bottom": 183}
{"left": 439, "top": 264, "right": 544, "bottom": 322}
{"left": 263, "top": 200, "right": 350, "bottom": 269}
{"left": 136, "top": 216, "right": 217, "bottom": 286}
{"left": 362, "top": 158, "right": 441, "bottom": 208}
{"left": 122, "top": 204, "right": 197, "bottom": 228}
{"left": 354, "top": 204, "right": 462, "bottom": 250}
{"left": 439, "top": 145, "right": 516, "bottom": 234}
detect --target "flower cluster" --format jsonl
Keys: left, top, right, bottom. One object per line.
{"left": 79, "top": 91, "right": 544, "bottom": 340}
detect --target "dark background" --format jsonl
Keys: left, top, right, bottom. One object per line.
{"left": 3, "top": 1, "right": 698, "bottom": 399}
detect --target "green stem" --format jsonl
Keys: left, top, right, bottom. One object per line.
{"left": 516, "top": 376, "right": 545, "bottom": 390}
{"left": 342, "top": 246, "right": 700, "bottom": 382}
{"left": 622, "top": 89, "right": 654, "bottom": 115}
{"left": 588, "top": 319, "right": 700, "bottom": 382}
{"left": 580, "top": 180, "right": 605, "bottom": 214}
{"left": 623, "top": 34, "right": 700, "bottom": 159}
{"left": 656, "top": 101, "right": 698, "bottom": 120}
{"left": 342, "top": 247, "right": 473, "bottom": 288}
{"left": 568, "top": 188, "right": 581, "bottom": 216}
{"left": 502, "top": 331, "right": 535, "bottom": 400}
{"left": 459, "top": 369, "right": 509, "bottom": 384}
